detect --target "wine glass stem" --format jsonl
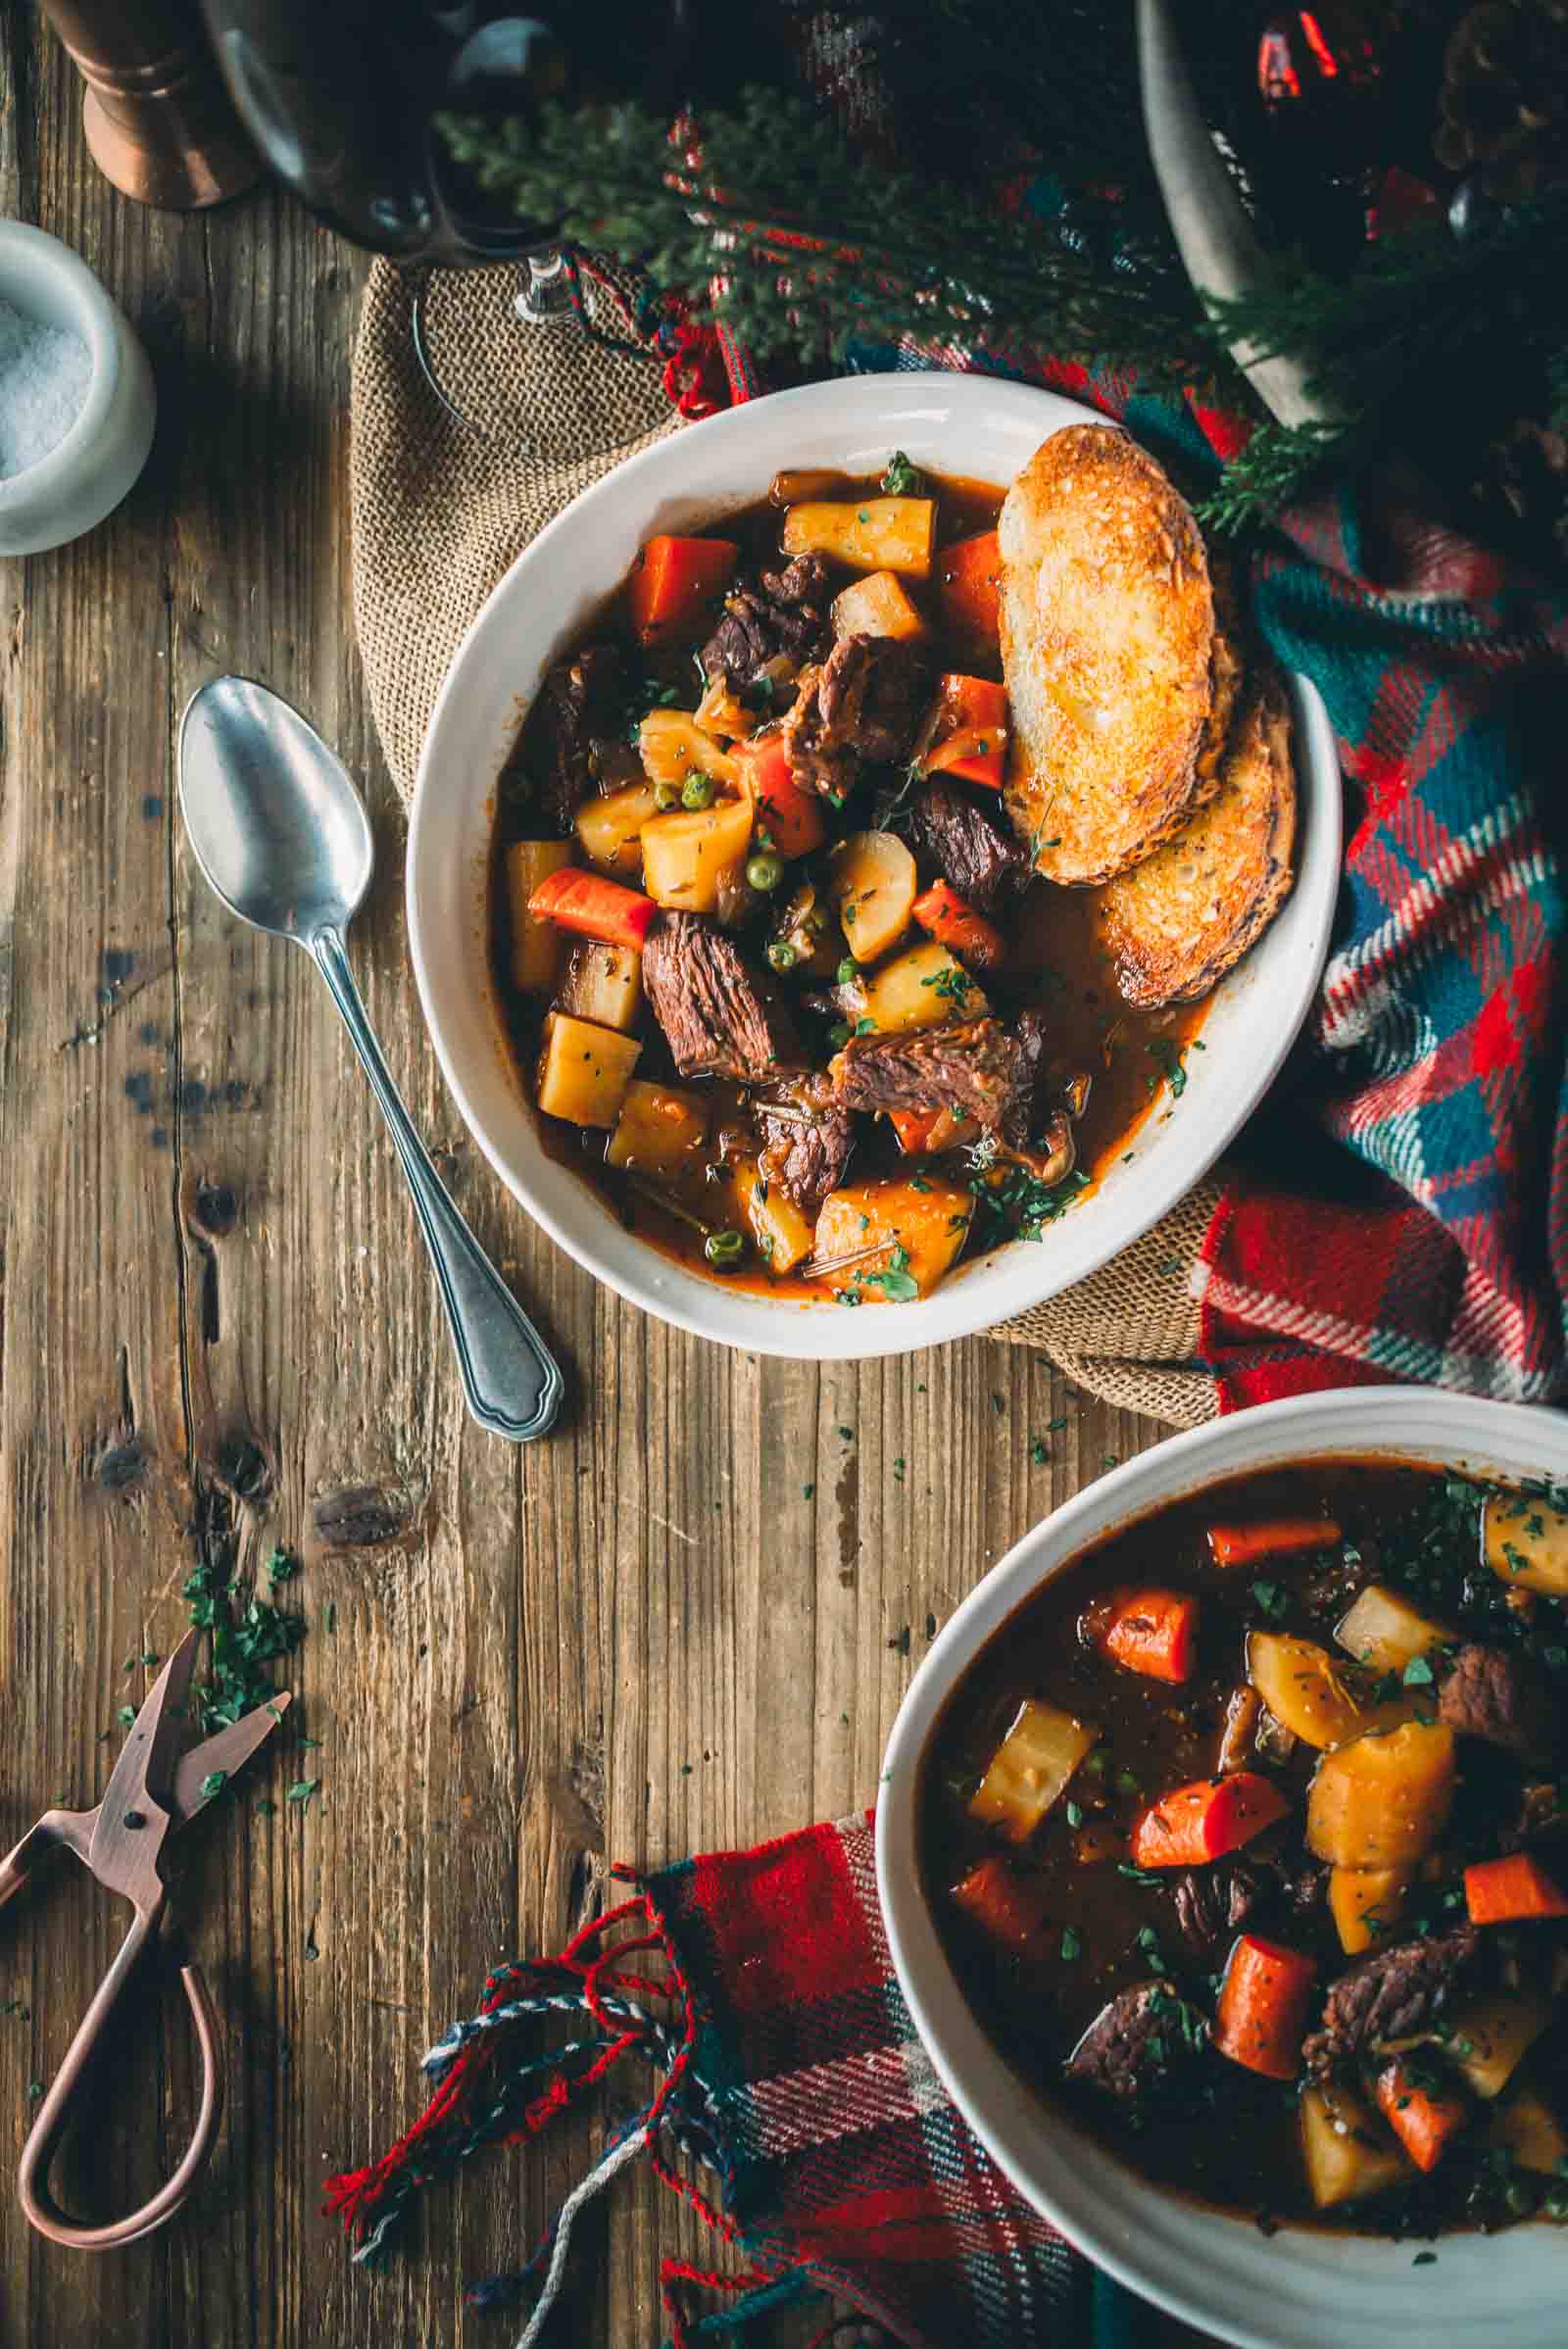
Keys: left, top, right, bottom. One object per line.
{"left": 514, "top": 248, "right": 578, "bottom": 327}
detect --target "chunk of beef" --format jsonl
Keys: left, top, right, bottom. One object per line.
{"left": 642, "top": 913, "right": 802, "bottom": 1085}
{"left": 781, "top": 634, "right": 929, "bottom": 799}
{"left": 511, "top": 641, "right": 625, "bottom": 832}
{"left": 701, "top": 555, "right": 831, "bottom": 691}
{"left": 910, "top": 774, "right": 1028, "bottom": 915}
{"left": 829, "top": 1017, "right": 1029, "bottom": 1136}
{"left": 1302, "top": 1927, "right": 1481, "bottom": 2079}
{"left": 1438, "top": 1642, "right": 1557, "bottom": 1764}
{"left": 1502, "top": 1778, "right": 1568, "bottom": 1851}
{"left": 1169, "top": 1858, "right": 1262, "bottom": 1960}
{"left": 756, "top": 1076, "right": 856, "bottom": 1215}
{"left": 1064, "top": 1982, "right": 1204, "bottom": 2105}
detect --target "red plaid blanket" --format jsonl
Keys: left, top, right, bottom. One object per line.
{"left": 325, "top": 1814, "right": 1137, "bottom": 2347}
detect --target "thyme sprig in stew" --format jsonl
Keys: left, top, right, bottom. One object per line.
{"left": 921, "top": 1461, "right": 1568, "bottom": 2234}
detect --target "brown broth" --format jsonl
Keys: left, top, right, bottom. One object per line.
{"left": 488, "top": 468, "right": 1208, "bottom": 1305}
{"left": 917, "top": 1457, "right": 1568, "bottom": 2237}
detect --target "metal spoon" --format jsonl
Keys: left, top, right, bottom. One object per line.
{"left": 178, "top": 675, "right": 564, "bottom": 1443}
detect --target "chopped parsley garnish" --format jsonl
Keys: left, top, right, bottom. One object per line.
{"left": 1251, "top": 1579, "right": 1289, "bottom": 1620}
{"left": 880, "top": 451, "right": 925, "bottom": 496}
{"left": 1147, "top": 1038, "right": 1188, "bottom": 1098}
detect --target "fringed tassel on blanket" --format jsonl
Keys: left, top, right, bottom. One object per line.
{"left": 321, "top": 1887, "right": 803, "bottom": 2349}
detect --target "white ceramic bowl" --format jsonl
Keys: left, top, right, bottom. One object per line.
{"left": 877, "top": 1386, "right": 1568, "bottom": 2348}
{"left": 0, "top": 221, "right": 156, "bottom": 557}
{"left": 409, "top": 373, "right": 1341, "bottom": 1360}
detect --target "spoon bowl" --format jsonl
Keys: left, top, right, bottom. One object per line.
{"left": 178, "top": 674, "right": 564, "bottom": 1443}
{"left": 180, "top": 676, "right": 373, "bottom": 941}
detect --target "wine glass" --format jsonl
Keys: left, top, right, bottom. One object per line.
{"left": 201, "top": 0, "right": 688, "bottom": 458}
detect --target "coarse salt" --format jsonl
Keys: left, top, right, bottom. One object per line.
{"left": 0, "top": 296, "right": 92, "bottom": 479}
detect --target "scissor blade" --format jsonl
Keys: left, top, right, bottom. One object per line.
{"left": 169, "top": 1690, "right": 292, "bottom": 1828}
{"left": 93, "top": 1628, "right": 204, "bottom": 1832}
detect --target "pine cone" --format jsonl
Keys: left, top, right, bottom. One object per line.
{"left": 1435, "top": 0, "right": 1568, "bottom": 198}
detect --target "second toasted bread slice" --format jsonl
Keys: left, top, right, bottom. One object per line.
{"left": 1096, "top": 672, "right": 1296, "bottom": 1008}
{"left": 1000, "top": 424, "right": 1217, "bottom": 885}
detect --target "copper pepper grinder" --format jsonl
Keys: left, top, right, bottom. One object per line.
{"left": 37, "top": 0, "right": 261, "bottom": 210}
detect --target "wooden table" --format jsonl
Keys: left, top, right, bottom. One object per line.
{"left": 0, "top": 26, "right": 1166, "bottom": 2345}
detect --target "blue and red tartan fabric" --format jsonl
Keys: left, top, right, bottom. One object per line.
{"left": 735, "top": 347, "right": 1568, "bottom": 1411}
{"left": 325, "top": 1814, "right": 1152, "bottom": 2348}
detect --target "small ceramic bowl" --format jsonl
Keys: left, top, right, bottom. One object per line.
{"left": 0, "top": 220, "right": 156, "bottom": 557}
{"left": 876, "top": 1386, "right": 1568, "bottom": 2349}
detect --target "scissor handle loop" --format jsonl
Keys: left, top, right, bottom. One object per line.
{"left": 17, "top": 1899, "right": 224, "bottom": 2249}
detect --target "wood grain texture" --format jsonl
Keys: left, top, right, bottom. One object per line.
{"left": 0, "top": 24, "right": 1175, "bottom": 2345}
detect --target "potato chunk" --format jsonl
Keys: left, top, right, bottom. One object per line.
{"left": 831, "top": 569, "right": 927, "bottom": 642}
{"left": 556, "top": 941, "right": 642, "bottom": 1034}
{"left": 1446, "top": 1993, "right": 1551, "bottom": 2100}
{"left": 605, "top": 1080, "right": 709, "bottom": 1180}
{"left": 576, "top": 782, "right": 660, "bottom": 877}
{"left": 827, "top": 829, "right": 917, "bottom": 964}
{"left": 732, "top": 1157, "right": 813, "bottom": 1277}
{"left": 848, "top": 938, "right": 990, "bottom": 1035}
{"left": 781, "top": 497, "right": 936, "bottom": 579}
{"left": 1335, "top": 1585, "right": 1453, "bottom": 1677}
{"left": 1484, "top": 1490, "right": 1568, "bottom": 1596}
{"left": 1299, "top": 2084, "right": 1409, "bottom": 2209}
{"left": 639, "top": 797, "right": 755, "bottom": 912}
{"left": 535, "top": 1012, "right": 641, "bottom": 1129}
{"left": 1329, "top": 1865, "right": 1409, "bottom": 1955}
{"left": 968, "top": 1698, "right": 1098, "bottom": 1842}
{"left": 1306, "top": 1721, "right": 1456, "bottom": 1870}
{"left": 1247, "top": 1631, "right": 1414, "bottom": 1751}
{"left": 505, "top": 840, "right": 573, "bottom": 994}
{"left": 812, "top": 1177, "right": 973, "bottom": 1300}
{"left": 636, "top": 708, "right": 738, "bottom": 793}
{"left": 1488, "top": 2081, "right": 1568, "bottom": 2173}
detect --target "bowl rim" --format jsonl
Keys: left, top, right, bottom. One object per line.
{"left": 407, "top": 370, "right": 1342, "bottom": 1361}
{"left": 0, "top": 220, "right": 122, "bottom": 509}
{"left": 874, "top": 1385, "right": 1568, "bottom": 2349}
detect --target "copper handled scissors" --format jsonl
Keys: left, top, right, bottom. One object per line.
{"left": 0, "top": 1627, "right": 290, "bottom": 2249}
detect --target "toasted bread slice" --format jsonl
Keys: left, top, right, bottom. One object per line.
{"left": 1000, "top": 424, "right": 1217, "bottom": 885}
{"left": 1097, "top": 672, "right": 1297, "bottom": 1008}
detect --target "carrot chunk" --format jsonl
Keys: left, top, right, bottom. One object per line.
{"left": 528, "top": 865, "right": 657, "bottom": 953}
{"left": 910, "top": 881, "right": 1006, "bottom": 973}
{"left": 1129, "top": 1772, "right": 1289, "bottom": 1870}
{"left": 949, "top": 1855, "right": 1048, "bottom": 1953}
{"left": 918, "top": 674, "right": 1008, "bottom": 791}
{"left": 1088, "top": 1588, "right": 1200, "bottom": 1686}
{"left": 626, "top": 534, "right": 737, "bottom": 647}
{"left": 1213, "top": 1933, "right": 1317, "bottom": 2080}
{"left": 937, "top": 529, "right": 1003, "bottom": 641}
{"left": 1464, "top": 1851, "right": 1568, "bottom": 1925}
{"left": 1374, "top": 2059, "right": 1469, "bottom": 2172}
{"left": 1206, "top": 1517, "right": 1343, "bottom": 1568}
{"left": 733, "top": 730, "right": 825, "bottom": 858}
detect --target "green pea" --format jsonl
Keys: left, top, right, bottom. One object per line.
{"left": 704, "top": 1228, "right": 745, "bottom": 1269}
{"left": 765, "top": 939, "right": 798, "bottom": 972}
{"left": 746, "top": 852, "right": 784, "bottom": 894}
{"left": 653, "top": 778, "right": 683, "bottom": 810}
{"left": 680, "top": 771, "right": 715, "bottom": 810}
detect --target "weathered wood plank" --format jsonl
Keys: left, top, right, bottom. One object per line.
{"left": 0, "top": 33, "right": 1170, "bottom": 2347}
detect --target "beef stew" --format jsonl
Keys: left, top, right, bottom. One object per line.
{"left": 487, "top": 459, "right": 1207, "bottom": 1305}
{"left": 919, "top": 1460, "right": 1568, "bottom": 2235}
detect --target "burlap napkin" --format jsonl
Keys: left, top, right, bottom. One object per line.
{"left": 350, "top": 259, "right": 1221, "bottom": 1425}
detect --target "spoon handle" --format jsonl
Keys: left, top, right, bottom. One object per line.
{"left": 311, "top": 929, "right": 564, "bottom": 1443}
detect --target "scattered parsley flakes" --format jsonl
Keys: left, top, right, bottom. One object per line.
{"left": 1402, "top": 1654, "right": 1435, "bottom": 1687}
{"left": 1060, "top": 1927, "right": 1082, "bottom": 1961}
{"left": 1147, "top": 1038, "right": 1188, "bottom": 1098}
{"left": 198, "top": 1770, "right": 227, "bottom": 1801}
{"left": 285, "top": 1779, "right": 319, "bottom": 1807}
{"left": 1251, "top": 1579, "right": 1288, "bottom": 1620}
{"left": 880, "top": 450, "right": 925, "bottom": 496}
{"left": 1030, "top": 1438, "right": 1049, "bottom": 1466}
